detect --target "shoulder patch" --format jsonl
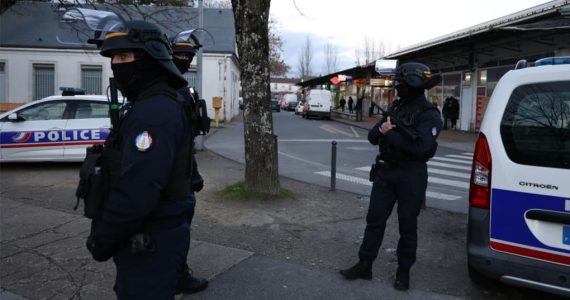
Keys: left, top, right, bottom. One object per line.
{"left": 135, "top": 131, "right": 153, "bottom": 152}
{"left": 432, "top": 127, "right": 438, "bottom": 137}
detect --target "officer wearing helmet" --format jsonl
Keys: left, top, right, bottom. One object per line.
{"left": 340, "top": 62, "right": 442, "bottom": 291}
{"left": 170, "top": 30, "right": 209, "bottom": 295}
{"left": 85, "top": 20, "right": 195, "bottom": 299}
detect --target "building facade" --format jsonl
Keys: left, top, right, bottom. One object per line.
{"left": 0, "top": 2, "right": 241, "bottom": 123}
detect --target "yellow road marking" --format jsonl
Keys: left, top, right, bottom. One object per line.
{"left": 319, "top": 124, "right": 359, "bottom": 138}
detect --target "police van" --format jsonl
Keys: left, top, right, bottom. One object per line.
{"left": 467, "top": 57, "right": 570, "bottom": 297}
{"left": 0, "top": 94, "right": 118, "bottom": 162}
{"left": 302, "top": 89, "right": 332, "bottom": 120}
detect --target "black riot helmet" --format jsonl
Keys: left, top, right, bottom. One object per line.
{"left": 393, "top": 62, "right": 441, "bottom": 90}
{"left": 100, "top": 20, "right": 187, "bottom": 89}
{"left": 171, "top": 29, "right": 203, "bottom": 58}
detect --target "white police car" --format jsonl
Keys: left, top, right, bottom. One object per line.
{"left": 467, "top": 57, "right": 570, "bottom": 297}
{"left": 0, "top": 95, "right": 118, "bottom": 162}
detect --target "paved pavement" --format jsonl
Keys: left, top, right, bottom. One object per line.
{"left": 0, "top": 113, "right": 475, "bottom": 300}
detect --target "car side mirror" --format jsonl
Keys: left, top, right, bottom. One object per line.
{"left": 7, "top": 113, "right": 24, "bottom": 122}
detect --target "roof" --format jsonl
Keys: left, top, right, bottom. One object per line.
{"left": 386, "top": 0, "right": 570, "bottom": 59}
{"left": 271, "top": 77, "right": 301, "bottom": 84}
{"left": 0, "top": 2, "right": 236, "bottom": 55}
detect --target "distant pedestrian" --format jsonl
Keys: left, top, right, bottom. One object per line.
{"left": 348, "top": 96, "right": 354, "bottom": 113}
{"left": 356, "top": 96, "right": 363, "bottom": 121}
{"left": 448, "top": 96, "right": 459, "bottom": 129}
{"left": 339, "top": 97, "right": 346, "bottom": 112}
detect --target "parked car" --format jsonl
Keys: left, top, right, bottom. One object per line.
{"left": 271, "top": 99, "right": 281, "bottom": 112}
{"left": 281, "top": 93, "right": 299, "bottom": 111}
{"left": 0, "top": 95, "right": 119, "bottom": 162}
{"left": 302, "top": 89, "right": 332, "bottom": 119}
{"left": 467, "top": 56, "right": 570, "bottom": 297}
{"left": 295, "top": 101, "right": 305, "bottom": 115}
{"left": 238, "top": 97, "right": 243, "bottom": 110}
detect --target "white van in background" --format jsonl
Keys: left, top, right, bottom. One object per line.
{"left": 302, "top": 89, "right": 332, "bottom": 120}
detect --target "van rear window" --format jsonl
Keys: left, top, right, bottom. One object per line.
{"left": 500, "top": 81, "right": 570, "bottom": 169}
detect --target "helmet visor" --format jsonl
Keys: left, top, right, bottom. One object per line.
{"left": 172, "top": 28, "right": 215, "bottom": 50}
{"left": 57, "top": 8, "right": 126, "bottom": 47}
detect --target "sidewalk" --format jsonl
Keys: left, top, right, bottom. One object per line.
{"left": 0, "top": 113, "right": 482, "bottom": 300}
{"left": 330, "top": 113, "right": 478, "bottom": 152}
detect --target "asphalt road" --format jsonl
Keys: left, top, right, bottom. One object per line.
{"left": 207, "top": 111, "right": 470, "bottom": 214}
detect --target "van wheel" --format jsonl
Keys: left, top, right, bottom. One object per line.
{"left": 468, "top": 265, "right": 497, "bottom": 287}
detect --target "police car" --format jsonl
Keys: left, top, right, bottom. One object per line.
{"left": 0, "top": 95, "right": 118, "bottom": 162}
{"left": 467, "top": 57, "right": 570, "bottom": 297}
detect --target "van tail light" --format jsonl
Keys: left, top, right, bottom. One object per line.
{"left": 469, "top": 133, "right": 492, "bottom": 209}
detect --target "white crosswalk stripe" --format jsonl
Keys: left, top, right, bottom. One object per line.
{"left": 427, "top": 161, "right": 471, "bottom": 171}
{"left": 431, "top": 157, "right": 472, "bottom": 164}
{"left": 316, "top": 153, "right": 472, "bottom": 202}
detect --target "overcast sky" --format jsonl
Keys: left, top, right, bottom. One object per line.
{"left": 268, "top": 0, "right": 552, "bottom": 77}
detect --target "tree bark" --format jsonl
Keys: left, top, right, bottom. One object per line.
{"left": 231, "top": 0, "right": 280, "bottom": 194}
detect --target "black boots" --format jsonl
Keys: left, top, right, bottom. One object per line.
{"left": 393, "top": 267, "right": 410, "bottom": 291}
{"left": 339, "top": 260, "right": 373, "bottom": 280}
{"left": 175, "top": 264, "right": 209, "bottom": 294}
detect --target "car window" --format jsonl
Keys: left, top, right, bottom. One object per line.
{"left": 500, "top": 81, "right": 570, "bottom": 169}
{"left": 16, "top": 101, "right": 67, "bottom": 121}
{"left": 74, "top": 101, "right": 109, "bottom": 119}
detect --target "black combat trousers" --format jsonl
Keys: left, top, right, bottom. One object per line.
{"left": 113, "top": 222, "right": 190, "bottom": 299}
{"left": 358, "top": 162, "right": 428, "bottom": 270}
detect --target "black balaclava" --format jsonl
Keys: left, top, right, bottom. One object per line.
{"left": 111, "top": 55, "right": 165, "bottom": 100}
{"left": 395, "top": 82, "right": 424, "bottom": 100}
{"left": 173, "top": 54, "right": 194, "bottom": 75}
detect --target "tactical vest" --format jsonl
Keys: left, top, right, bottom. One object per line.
{"left": 379, "top": 98, "right": 439, "bottom": 162}
{"left": 75, "top": 84, "right": 193, "bottom": 219}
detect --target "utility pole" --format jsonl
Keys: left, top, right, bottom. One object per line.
{"left": 197, "top": 0, "right": 203, "bottom": 97}
{"left": 195, "top": 0, "right": 205, "bottom": 150}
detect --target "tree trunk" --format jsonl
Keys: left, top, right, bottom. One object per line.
{"left": 231, "top": 0, "right": 280, "bottom": 194}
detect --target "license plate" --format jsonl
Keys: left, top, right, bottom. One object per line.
{"left": 564, "top": 226, "right": 570, "bottom": 245}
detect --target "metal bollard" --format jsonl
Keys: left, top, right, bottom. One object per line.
{"left": 331, "top": 140, "right": 337, "bottom": 191}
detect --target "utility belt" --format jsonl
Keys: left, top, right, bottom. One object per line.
{"left": 368, "top": 155, "right": 425, "bottom": 181}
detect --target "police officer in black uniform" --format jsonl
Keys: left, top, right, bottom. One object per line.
{"left": 85, "top": 20, "right": 195, "bottom": 299}
{"left": 170, "top": 30, "right": 209, "bottom": 295}
{"left": 340, "top": 62, "right": 442, "bottom": 291}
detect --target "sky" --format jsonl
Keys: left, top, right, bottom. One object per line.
{"left": 268, "top": 0, "right": 553, "bottom": 77}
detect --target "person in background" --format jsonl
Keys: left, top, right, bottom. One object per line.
{"left": 171, "top": 29, "right": 209, "bottom": 295}
{"left": 339, "top": 97, "right": 346, "bottom": 112}
{"left": 348, "top": 96, "right": 354, "bottom": 114}
{"left": 448, "top": 96, "right": 460, "bottom": 129}
{"left": 340, "top": 62, "right": 442, "bottom": 292}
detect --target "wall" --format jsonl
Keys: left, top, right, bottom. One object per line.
{"left": 0, "top": 48, "right": 109, "bottom": 102}
{"left": 201, "top": 53, "right": 241, "bottom": 123}
{"left": 1, "top": 47, "right": 241, "bottom": 123}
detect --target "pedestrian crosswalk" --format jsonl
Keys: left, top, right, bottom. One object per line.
{"left": 314, "top": 152, "right": 474, "bottom": 202}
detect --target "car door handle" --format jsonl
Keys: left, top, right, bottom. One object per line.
{"left": 525, "top": 209, "right": 570, "bottom": 225}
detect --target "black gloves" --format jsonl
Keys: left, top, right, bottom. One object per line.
{"left": 86, "top": 233, "right": 114, "bottom": 262}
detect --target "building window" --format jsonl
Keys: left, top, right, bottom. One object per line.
{"left": 0, "top": 62, "right": 6, "bottom": 103}
{"left": 81, "top": 65, "right": 102, "bottom": 94}
{"left": 33, "top": 63, "right": 54, "bottom": 100}
{"left": 184, "top": 71, "right": 198, "bottom": 89}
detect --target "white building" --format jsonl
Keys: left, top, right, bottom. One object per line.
{"left": 270, "top": 77, "right": 300, "bottom": 98}
{"left": 0, "top": 2, "right": 241, "bottom": 123}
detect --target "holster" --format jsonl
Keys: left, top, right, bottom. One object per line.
{"left": 75, "top": 145, "right": 106, "bottom": 219}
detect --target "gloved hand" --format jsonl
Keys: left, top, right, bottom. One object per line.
{"left": 87, "top": 220, "right": 115, "bottom": 262}
{"left": 86, "top": 234, "right": 114, "bottom": 262}
{"left": 191, "top": 178, "right": 204, "bottom": 192}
